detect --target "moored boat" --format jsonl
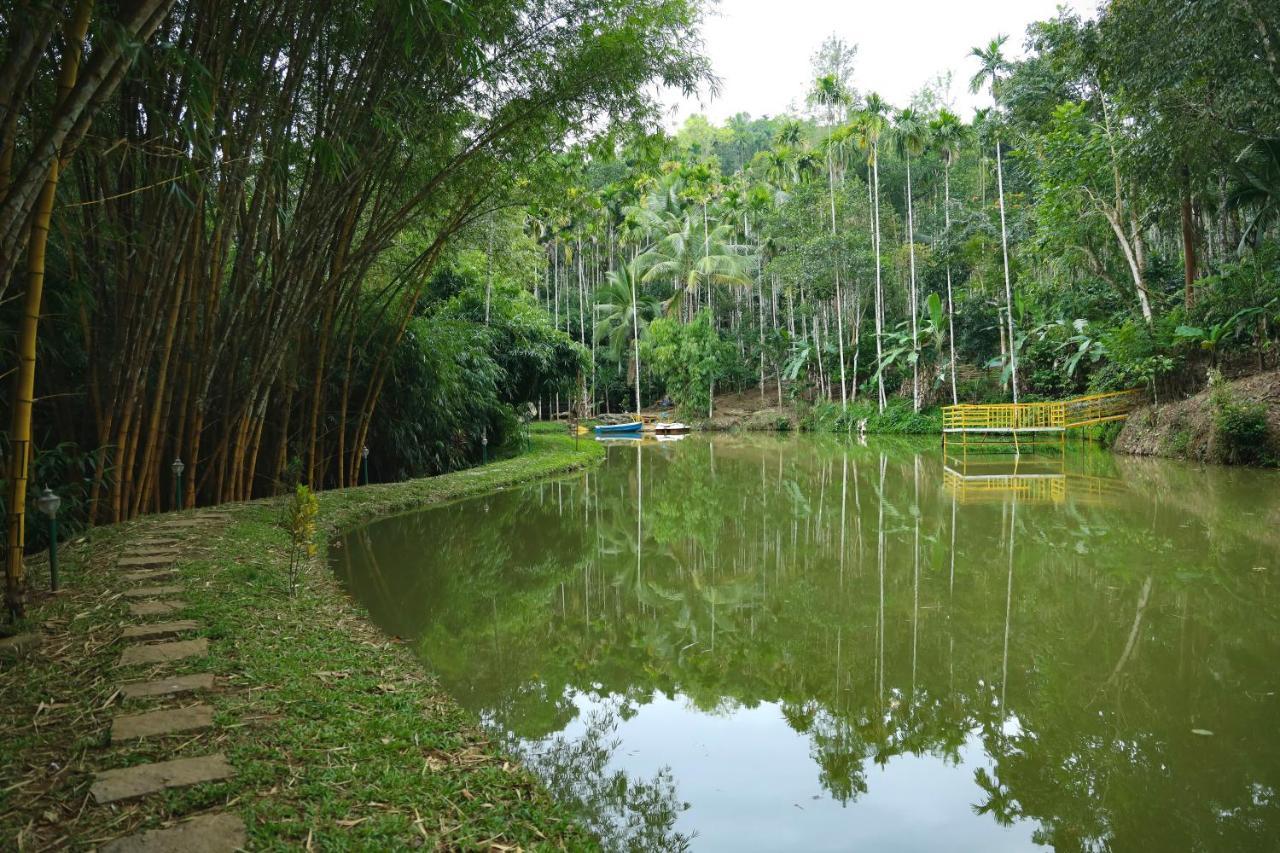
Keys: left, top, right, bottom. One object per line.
{"left": 594, "top": 421, "right": 643, "bottom": 435}
{"left": 653, "top": 421, "right": 690, "bottom": 433}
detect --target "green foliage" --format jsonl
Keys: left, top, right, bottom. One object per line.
{"left": 643, "top": 310, "right": 731, "bottom": 417}
{"left": 359, "top": 249, "right": 585, "bottom": 481}
{"left": 805, "top": 399, "right": 943, "bottom": 434}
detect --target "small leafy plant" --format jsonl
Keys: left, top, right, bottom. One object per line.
{"left": 286, "top": 484, "right": 319, "bottom": 596}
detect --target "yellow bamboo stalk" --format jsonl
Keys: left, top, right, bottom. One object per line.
{"left": 5, "top": 0, "right": 94, "bottom": 616}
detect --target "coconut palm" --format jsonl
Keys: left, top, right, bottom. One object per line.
{"left": 637, "top": 212, "right": 753, "bottom": 320}
{"left": 970, "top": 35, "right": 1019, "bottom": 403}
{"left": 893, "top": 107, "right": 930, "bottom": 411}
{"left": 930, "top": 108, "right": 967, "bottom": 404}
{"left": 596, "top": 264, "right": 661, "bottom": 413}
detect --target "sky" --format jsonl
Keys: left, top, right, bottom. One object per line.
{"left": 664, "top": 0, "right": 1099, "bottom": 127}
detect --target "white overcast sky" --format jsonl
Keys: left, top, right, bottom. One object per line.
{"left": 664, "top": 0, "right": 1099, "bottom": 126}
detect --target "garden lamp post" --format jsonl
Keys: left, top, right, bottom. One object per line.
{"left": 35, "top": 487, "right": 61, "bottom": 592}
{"left": 361, "top": 445, "right": 370, "bottom": 485}
{"left": 171, "top": 457, "right": 185, "bottom": 510}
{"left": 481, "top": 430, "right": 488, "bottom": 465}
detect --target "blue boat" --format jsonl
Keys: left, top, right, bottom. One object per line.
{"left": 594, "top": 421, "right": 643, "bottom": 435}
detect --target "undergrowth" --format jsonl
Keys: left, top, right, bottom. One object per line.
{"left": 802, "top": 399, "right": 944, "bottom": 434}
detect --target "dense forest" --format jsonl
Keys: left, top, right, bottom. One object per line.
{"left": 533, "top": 4, "right": 1280, "bottom": 432}
{"left": 3, "top": 0, "right": 1279, "bottom": 612}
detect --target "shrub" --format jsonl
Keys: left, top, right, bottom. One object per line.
{"left": 1209, "top": 372, "right": 1270, "bottom": 465}
{"left": 286, "top": 484, "right": 319, "bottom": 596}
{"left": 1213, "top": 397, "right": 1269, "bottom": 464}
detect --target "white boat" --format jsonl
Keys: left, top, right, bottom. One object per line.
{"left": 653, "top": 421, "right": 690, "bottom": 434}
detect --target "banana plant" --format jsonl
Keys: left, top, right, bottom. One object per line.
{"left": 1059, "top": 318, "right": 1108, "bottom": 378}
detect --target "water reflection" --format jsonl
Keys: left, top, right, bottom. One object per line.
{"left": 334, "top": 435, "right": 1280, "bottom": 852}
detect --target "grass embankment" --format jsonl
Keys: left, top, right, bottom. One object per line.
{"left": 0, "top": 432, "right": 604, "bottom": 851}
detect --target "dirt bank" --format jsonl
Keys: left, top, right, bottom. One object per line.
{"left": 1114, "top": 370, "right": 1280, "bottom": 465}
{"left": 639, "top": 382, "right": 801, "bottom": 431}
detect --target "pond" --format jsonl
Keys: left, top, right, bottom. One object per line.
{"left": 333, "top": 434, "right": 1280, "bottom": 852}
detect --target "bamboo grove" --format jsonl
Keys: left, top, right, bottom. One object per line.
{"left": 1, "top": 0, "right": 710, "bottom": 615}
{"left": 531, "top": 4, "right": 1280, "bottom": 425}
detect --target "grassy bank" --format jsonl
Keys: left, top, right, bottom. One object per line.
{"left": 0, "top": 432, "right": 604, "bottom": 850}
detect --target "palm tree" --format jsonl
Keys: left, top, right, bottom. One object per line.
{"left": 775, "top": 118, "right": 803, "bottom": 148}
{"left": 637, "top": 212, "right": 752, "bottom": 320}
{"left": 811, "top": 74, "right": 851, "bottom": 409}
{"left": 854, "top": 93, "right": 890, "bottom": 411}
{"left": 970, "top": 35, "right": 1019, "bottom": 404}
{"left": 745, "top": 183, "right": 776, "bottom": 396}
{"left": 596, "top": 264, "right": 660, "bottom": 413}
{"left": 758, "top": 147, "right": 795, "bottom": 195}
{"left": 893, "top": 108, "right": 930, "bottom": 411}
{"left": 931, "top": 108, "right": 967, "bottom": 405}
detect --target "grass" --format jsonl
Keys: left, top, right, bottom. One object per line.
{"left": 0, "top": 432, "right": 605, "bottom": 851}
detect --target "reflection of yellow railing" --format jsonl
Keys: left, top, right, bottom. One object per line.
{"left": 944, "top": 467, "right": 1067, "bottom": 503}
{"left": 943, "top": 459, "right": 1130, "bottom": 506}
{"left": 942, "top": 389, "right": 1142, "bottom": 434}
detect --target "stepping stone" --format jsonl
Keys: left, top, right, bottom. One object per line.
{"left": 121, "top": 672, "right": 215, "bottom": 699}
{"left": 157, "top": 521, "right": 209, "bottom": 530}
{"left": 117, "top": 638, "right": 207, "bottom": 667}
{"left": 119, "top": 554, "right": 178, "bottom": 568}
{"left": 121, "top": 620, "right": 200, "bottom": 641}
{"left": 100, "top": 809, "right": 247, "bottom": 850}
{"left": 0, "top": 632, "right": 41, "bottom": 660}
{"left": 128, "top": 600, "right": 186, "bottom": 617}
{"left": 91, "top": 754, "right": 234, "bottom": 803}
{"left": 122, "top": 569, "right": 175, "bottom": 583}
{"left": 111, "top": 704, "right": 213, "bottom": 741}
{"left": 135, "top": 537, "right": 180, "bottom": 546}
{"left": 123, "top": 586, "right": 184, "bottom": 599}
{"left": 101, "top": 813, "right": 247, "bottom": 853}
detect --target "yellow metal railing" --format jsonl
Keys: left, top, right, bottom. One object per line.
{"left": 942, "top": 389, "right": 1142, "bottom": 433}
{"left": 1060, "top": 389, "right": 1143, "bottom": 428}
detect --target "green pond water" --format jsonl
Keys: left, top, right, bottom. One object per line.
{"left": 333, "top": 434, "right": 1280, "bottom": 852}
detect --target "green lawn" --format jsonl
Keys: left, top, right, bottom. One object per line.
{"left": 0, "top": 433, "right": 604, "bottom": 851}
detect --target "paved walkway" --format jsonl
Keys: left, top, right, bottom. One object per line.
{"left": 89, "top": 511, "right": 247, "bottom": 852}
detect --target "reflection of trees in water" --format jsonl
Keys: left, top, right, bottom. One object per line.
{"left": 338, "top": 437, "right": 1280, "bottom": 850}
{"left": 496, "top": 698, "right": 692, "bottom": 852}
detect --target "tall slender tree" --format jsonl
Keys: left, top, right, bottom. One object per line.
{"left": 811, "top": 74, "right": 851, "bottom": 408}
{"left": 970, "top": 36, "right": 1019, "bottom": 404}
{"left": 893, "top": 108, "right": 930, "bottom": 411}
{"left": 931, "top": 109, "right": 967, "bottom": 405}
{"left": 855, "top": 94, "right": 890, "bottom": 411}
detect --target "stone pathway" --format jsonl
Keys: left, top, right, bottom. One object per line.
{"left": 128, "top": 600, "right": 186, "bottom": 617}
{"left": 88, "top": 513, "right": 246, "bottom": 851}
{"left": 100, "top": 813, "right": 247, "bottom": 853}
